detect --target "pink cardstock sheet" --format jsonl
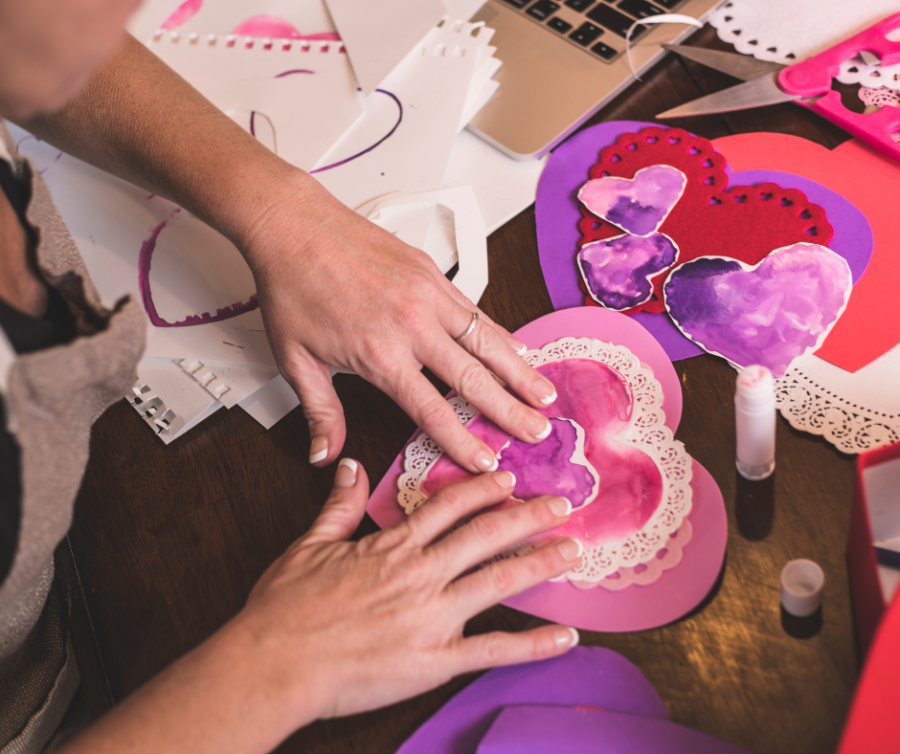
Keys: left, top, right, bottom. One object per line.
{"left": 367, "top": 308, "right": 727, "bottom": 632}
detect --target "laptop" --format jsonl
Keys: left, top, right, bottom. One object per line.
{"left": 468, "top": 0, "right": 724, "bottom": 159}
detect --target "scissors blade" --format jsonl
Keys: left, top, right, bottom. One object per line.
{"left": 656, "top": 72, "right": 799, "bottom": 119}
{"left": 662, "top": 44, "right": 785, "bottom": 81}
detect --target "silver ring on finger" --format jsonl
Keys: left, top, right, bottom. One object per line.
{"left": 455, "top": 311, "right": 479, "bottom": 344}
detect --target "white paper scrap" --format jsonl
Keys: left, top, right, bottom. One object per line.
{"left": 323, "top": 0, "right": 447, "bottom": 95}
{"left": 238, "top": 375, "right": 300, "bottom": 429}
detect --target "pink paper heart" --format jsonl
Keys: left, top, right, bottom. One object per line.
{"left": 577, "top": 164, "right": 687, "bottom": 237}
{"left": 664, "top": 242, "right": 852, "bottom": 378}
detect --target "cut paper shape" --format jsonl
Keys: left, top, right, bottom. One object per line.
{"left": 578, "top": 232, "right": 678, "bottom": 311}
{"left": 577, "top": 126, "right": 833, "bottom": 315}
{"left": 592, "top": 519, "right": 692, "bottom": 591}
{"left": 535, "top": 121, "right": 874, "bottom": 363}
{"left": 323, "top": 0, "right": 446, "bottom": 95}
{"left": 577, "top": 164, "right": 687, "bottom": 237}
{"left": 497, "top": 417, "right": 599, "bottom": 511}
{"left": 713, "top": 132, "right": 900, "bottom": 372}
{"left": 395, "top": 646, "right": 668, "bottom": 754}
{"left": 404, "top": 346, "right": 693, "bottom": 584}
{"left": 368, "top": 307, "right": 729, "bottom": 631}
{"left": 475, "top": 705, "right": 751, "bottom": 754}
{"left": 664, "top": 243, "right": 853, "bottom": 379}
{"left": 231, "top": 15, "right": 340, "bottom": 41}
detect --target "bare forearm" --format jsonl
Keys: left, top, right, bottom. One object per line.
{"left": 16, "top": 33, "right": 312, "bottom": 257}
{"left": 57, "top": 614, "right": 317, "bottom": 754}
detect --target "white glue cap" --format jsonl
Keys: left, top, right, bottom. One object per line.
{"left": 780, "top": 559, "right": 825, "bottom": 617}
{"left": 735, "top": 365, "right": 775, "bottom": 413}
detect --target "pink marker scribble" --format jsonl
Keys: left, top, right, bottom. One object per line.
{"left": 231, "top": 15, "right": 340, "bottom": 41}
{"left": 138, "top": 219, "right": 259, "bottom": 328}
{"left": 161, "top": 0, "right": 203, "bottom": 30}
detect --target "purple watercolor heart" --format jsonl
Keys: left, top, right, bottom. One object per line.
{"left": 578, "top": 232, "right": 678, "bottom": 311}
{"left": 664, "top": 242, "right": 853, "bottom": 378}
{"left": 577, "top": 164, "right": 686, "bottom": 237}
{"left": 497, "top": 417, "right": 599, "bottom": 510}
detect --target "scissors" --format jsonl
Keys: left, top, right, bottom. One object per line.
{"left": 656, "top": 12, "right": 900, "bottom": 164}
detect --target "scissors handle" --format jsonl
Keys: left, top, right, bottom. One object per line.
{"left": 778, "top": 12, "right": 900, "bottom": 164}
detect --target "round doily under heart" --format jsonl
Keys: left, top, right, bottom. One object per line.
{"left": 366, "top": 307, "right": 728, "bottom": 632}
{"left": 397, "top": 337, "right": 693, "bottom": 589}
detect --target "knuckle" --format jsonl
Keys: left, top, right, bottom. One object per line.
{"left": 456, "top": 362, "right": 491, "bottom": 400}
{"left": 470, "top": 512, "right": 498, "bottom": 542}
{"left": 418, "top": 398, "right": 456, "bottom": 434}
{"left": 487, "top": 562, "right": 516, "bottom": 594}
{"left": 482, "top": 632, "right": 509, "bottom": 665}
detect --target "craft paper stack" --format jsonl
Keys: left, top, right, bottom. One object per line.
{"left": 7, "top": 0, "right": 547, "bottom": 443}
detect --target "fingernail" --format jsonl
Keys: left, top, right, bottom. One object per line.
{"left": 549, "top": 497, "right": 573, "bottom": 517}
{"left": 554, "top": 627, "right": 580, "bottom": 648}
{"left": 474, "top": 450, "right": 499, "bottom": 472}
{"left": 533, "top": 381, "right": 557, "bottom": 406}
{"left": 526, "top": 414, "right": 553, "bottom": 441}
{"left": 309, "top": 436, "right": 328, "bottom": 465}
{"left": 335, "top": 458, "right": 358, "bottom": 488}
{"left": 557, "top": 537, "right": 584, "bottom": 560}
{"left": 494, "top": 470, "right": 516, "bottom": 489}
{"left": 509, "top": 337, "right": 528, "bottom": 356}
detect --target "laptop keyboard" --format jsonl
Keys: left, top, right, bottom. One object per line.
{"left": 499, "top": 0, "right": 687, "bottom": 62}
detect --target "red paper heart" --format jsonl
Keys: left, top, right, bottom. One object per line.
{"left": 578, "top": 127, "right": 833, "bottom": 314}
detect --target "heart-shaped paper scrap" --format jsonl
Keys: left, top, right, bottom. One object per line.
{"left": 578, "top": 127, "right": 833, "bottom": 315}
{"left": 578, "top": 232, "right": 679, "bottom": 311}
{"left": 664, "top": 242, "right": 853, "bottom": 378}
{"left": 577, "top": 164, "right": 687, "bottom": 237}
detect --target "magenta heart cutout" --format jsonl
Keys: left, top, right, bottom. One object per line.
{"left": 664, "top": 242, "right": 853, "bottom": 378}
{"left": 578, "top": 232, "right": 678, "bottom": 311}
{"left": 577, "top": 164, "right": 686, "bottom": 237}
{"left": 138, "top": 217, "right": 259, "bottom": 328}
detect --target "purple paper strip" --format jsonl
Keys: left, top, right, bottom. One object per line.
{"left": 535, "top": 121, "right": 874, "bottom": 362}
{"left": 395, "top": 647, "right": 668, "bottom": 754}
{"left": 475, "top": 705, "right": 751, "bottom": 754}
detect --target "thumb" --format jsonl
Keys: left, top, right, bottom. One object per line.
{"left": 304, "top": 459, "right": 371, "bottom": 545}
{"left": 281, "top": 349, "right": 347, "bottom": 467}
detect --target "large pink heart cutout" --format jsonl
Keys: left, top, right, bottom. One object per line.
{"left": 367, "top": 308, "right": 728, "bottom": 632}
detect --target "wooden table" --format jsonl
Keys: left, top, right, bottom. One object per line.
{"left": 58, "top": 25, "right": 863, "bottom": 754}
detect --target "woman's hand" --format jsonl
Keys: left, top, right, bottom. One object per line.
{"left": 237, "top": 458, "right": 582, "bottom": 726}
{"left": 241, "top": 173, "right": 559, "bottom": 472}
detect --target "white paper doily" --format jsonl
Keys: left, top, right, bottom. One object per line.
{"left": 839, "top": 57, "right": 900, "bottom": 92}
{"left": 398, "top": 337, "right": 693, "bottom": 585}
{"left": 709, "top": 1, "right": 900, "bottom": 65}
{"left": 775, "top": 343, "right": 900, "bottom": 455}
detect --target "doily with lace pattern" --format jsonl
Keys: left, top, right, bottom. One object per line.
{"left": 398, "top": 337, "right": 693, "bottom": 587}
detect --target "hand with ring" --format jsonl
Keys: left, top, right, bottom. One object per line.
{"left": 240, "top": 173, "right": 558, "bottom": 473}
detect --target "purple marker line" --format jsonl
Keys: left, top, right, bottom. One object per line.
{"left": 249, "top": 111, "right": 256, "bottom": 137}
{"left": 310, "top": 89, "right": 402, "bottom": 174}
{"left": 274, "top": 69, "right": 315, "bottom": 78}
{"left": 138, "top": 219, "right": 259, "bottom": 328}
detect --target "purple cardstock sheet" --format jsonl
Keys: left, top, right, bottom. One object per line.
{"left": 475, "top": 705, "right": 751, "bottom": 754}
{"left": 395, "top": 647, "right": 668, "bottom": 754}
{"left": 535, "top": 121, "right": 874, "bottom": 363}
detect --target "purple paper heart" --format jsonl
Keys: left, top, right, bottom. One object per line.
{"left": 664, "top": 242, "right": 853, "bottom": 378}
{"left": 497, "top": 417, "right": 599, "bottom": 510}
{"left": 578, "top": 232, "right": 678, "bottom": 311}
{"left": 577, "top": 164, "right": 686, "bottom": 237}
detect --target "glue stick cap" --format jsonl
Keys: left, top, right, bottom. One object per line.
{"left": 735, "top": 365, "right": 775, "bottom": 414}
{"left": 780, "top": 559, "right": 825, "bottom": 617}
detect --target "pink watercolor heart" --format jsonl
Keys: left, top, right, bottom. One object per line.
{"left": 578, "top": 232, "right": 678, "bottom": 311}
{"left": 664, "top": 242, "right": 853, "bottom": 378}
{"left": 577, "top": 164, "right": 687, "bottom": 237}
{"left": 138, "top": 216, "right": 258, "bottom": 329}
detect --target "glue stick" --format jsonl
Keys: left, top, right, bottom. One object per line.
{"left": 735, "top": 365, "right": 776, "bottom": 481}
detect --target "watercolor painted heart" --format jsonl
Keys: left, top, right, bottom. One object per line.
{"left": 664, "top": 243, "right": 853, "bottom": 378}
{"left": 535, "top": 120, "right": 874, "bottom": 363}
{"left": 160, "top": 0, "right": 341, "bottom": 40}
{"left": 497, "top": 417, "right": 600, "bottom": 510}
{"left": 578, "top": 232, "right": 678, "bottom": 311}
{"left": 577, "top": 126, "right": 833, "bottom": 315}
{"left": 578, "top": 164, "right": 687, "bottom": 237}
{"left": 417, "top": 356, "right": 669, "bottom": 551}
{"left": 138, "top": 213, "right": 259, "bottom": 329}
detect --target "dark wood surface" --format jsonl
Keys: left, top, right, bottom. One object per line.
{"left": 59, "top": 25, "right": 862, "bottom": 754}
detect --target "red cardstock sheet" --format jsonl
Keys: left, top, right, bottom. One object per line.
{"left": 712, "top": 133, "right": 900, "bottom": 372}
{"left": 578, "top": 127, "right": 833, "bottom": 314}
